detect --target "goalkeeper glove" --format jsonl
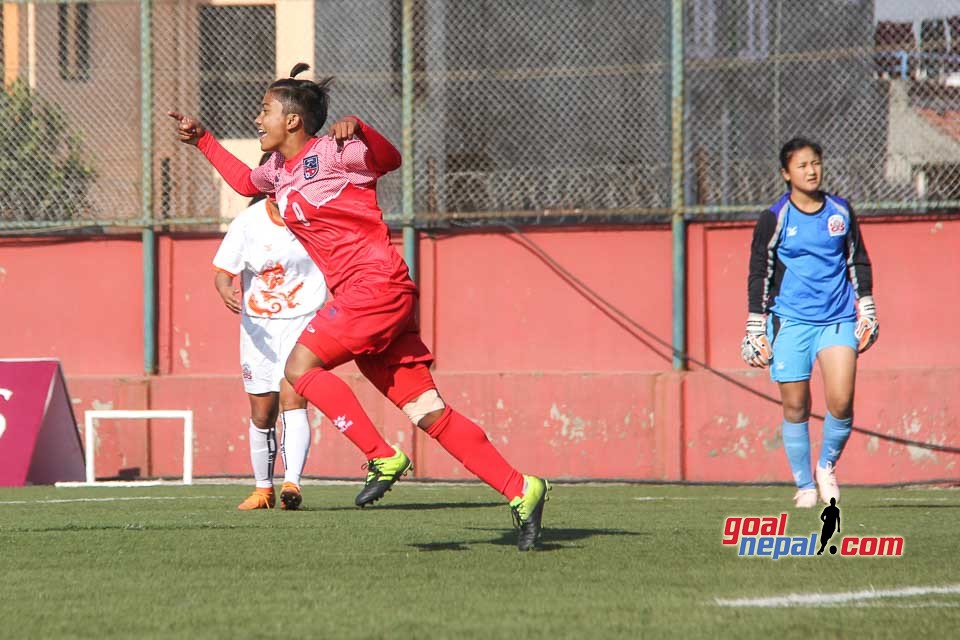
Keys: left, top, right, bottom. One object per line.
{"left": 741, "top": 313, "right": 773, "bottom": 368}
{"left": 855, "top": 295, "right": 879, "bottom": 353}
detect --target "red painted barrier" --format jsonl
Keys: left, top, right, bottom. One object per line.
{"left": 0, "top": 237, "right": 143, "bottom": 375}
{"left": 1, "top": 218, "right": 958, "bottom": 483}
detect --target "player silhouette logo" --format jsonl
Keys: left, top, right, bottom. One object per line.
{"left": 817, "top": 498, "right": 841, "bottom": 555}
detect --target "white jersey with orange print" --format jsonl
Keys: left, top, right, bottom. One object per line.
{"left": 213, "top": 199, "right": 327, "bottom": 320}
{"left": 213, "top": 199, "right": 327, "bottom": 394}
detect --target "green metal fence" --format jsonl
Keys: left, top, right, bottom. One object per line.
{"left": 3, "top": 0, "right": 960, "bottom": 234}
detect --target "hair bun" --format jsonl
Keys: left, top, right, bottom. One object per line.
{"left": 290, "top": 62, "right": 311, "bottom": 79}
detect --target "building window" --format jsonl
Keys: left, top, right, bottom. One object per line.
{"left": 691, "top": 0, "right": 769, "bottom": 60}
{"left": 732, "top": 0, "right": 769, "bottom": 59}
{"left": 198, "top": 5, "right": 276, "bottom": 139}
{"left": 58, "top": 3, "right": 91, "bottom": 82}
{"left": 689, "top": 0, "right": 717, "bottom": 59}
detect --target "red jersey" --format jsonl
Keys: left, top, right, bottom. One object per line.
{"left": 198, "top": 119, "right": 414, "bottom": 297}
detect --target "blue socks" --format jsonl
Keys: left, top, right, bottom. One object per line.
{"left": 819, "top": 412, "right": 852, "bottom": 468}
{"left": 782, "top": 420, "right": 814, "bottom": 489}
{"left": 783, "top": 414, "right": 852, "bottom": 487}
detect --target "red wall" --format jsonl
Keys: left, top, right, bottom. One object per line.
{"left": 1, "top": 218, "right": 957, "bottom": 483}
{"left": 0, "top": 237, "right": 143, "bottom": 374}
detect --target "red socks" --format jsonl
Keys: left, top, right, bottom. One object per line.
{"left": 294, "top": 368, "right": 526, "bottom": 499}
{"left": 426, "top": 407, "right": 525, "bottom": 500}
{"left": 293, "top": 368, "right": 394, "bottom": 460}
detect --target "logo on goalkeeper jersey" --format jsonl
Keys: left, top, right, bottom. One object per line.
{"left": 303, "top": 155, "right": 319, "bottom": 180}
{"left": 828, "top": 214, "right": 846, "bottom": 236}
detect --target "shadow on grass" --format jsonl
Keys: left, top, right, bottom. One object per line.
{"left": 410, "top": 527, "right": 648, "bottom": 552}
{"left": 486, "top": 527, "right": 649, "bottom": 551}
{"left": 410, "top": 541, "right": 473, "bottom": 551}
{"left": 322, "top": 501, "right": 503, "bottom": 512}
{"left": 864, "top": 504, "right": 960, "bottom": 509}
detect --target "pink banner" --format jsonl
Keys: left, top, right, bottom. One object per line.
{"left": 0, "top": 359, "right": 84, "bottom": 486}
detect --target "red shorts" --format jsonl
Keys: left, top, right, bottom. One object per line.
{"left": 297, "top": 283, "right": 435, "bottom": 407}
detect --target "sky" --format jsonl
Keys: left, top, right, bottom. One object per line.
{"left": 875, "top": 0, "right": 960, "bottom": 23}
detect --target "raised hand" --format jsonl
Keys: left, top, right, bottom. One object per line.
{"left": 327, "top": 116, "right": 360, "bottom": 152}
{"left": 168, "top": 111, "right": 206, "bottom": 146}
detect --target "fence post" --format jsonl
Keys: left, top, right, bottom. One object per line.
{"left": 141, "top": 0, "right": 156, "bottom": 375}
{"left": 401, "top": 0, "right": 417, "bottom": 284}
{"left": 670, "top": 0, "right": 686, "bottom": 371}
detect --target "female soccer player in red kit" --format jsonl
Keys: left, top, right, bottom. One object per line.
{"left": 170, "top": 64, "right": 548, "bottom": 550}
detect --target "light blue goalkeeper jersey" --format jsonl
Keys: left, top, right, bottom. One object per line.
{"left": 748, "top": 192, "right": 873, "bottom": 325}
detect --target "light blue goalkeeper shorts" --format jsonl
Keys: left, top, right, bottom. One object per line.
{"left": 767, "top": 316, "right": 858, "bottom": 383}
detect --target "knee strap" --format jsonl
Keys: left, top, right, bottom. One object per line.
{"left": 402, "top": 389, "right": 445, "bottom": 425}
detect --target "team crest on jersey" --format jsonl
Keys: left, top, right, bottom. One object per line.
{"left": 827, "top": 214, "right": 846, "bottom": 237}
{"left": 303, "top": 155, "right": 319, "bottom": 180}
{"left": 241, "top": 363, "right": 253, "bottom": 381}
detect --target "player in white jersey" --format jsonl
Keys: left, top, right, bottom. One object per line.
{"left": 213, "top": 190, "right": 328, "bottom": 510}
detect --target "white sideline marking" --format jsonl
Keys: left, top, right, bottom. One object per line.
{"left": 849, "top": 601, "right": 960, "bottom": 609}
{"left": 0, "top": 496, "right": 225, "bottom": 506}
{"left": 634, "top": 496, "right": 781, "bottom": 502}
{"left": 56, "top": 481, "right": 174, "bottom": 488}
{"left": 715, "top": 584, "right": 960, "bottom": 608}
{"left": 635, "top": 495, "right": 959, "bottom": 503}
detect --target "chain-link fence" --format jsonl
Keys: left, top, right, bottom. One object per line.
{"left": 684, "top": 0, "right": 960, "bottom": 216}
{"left": 2, "top": 0, "right": 960, "bottom": 232}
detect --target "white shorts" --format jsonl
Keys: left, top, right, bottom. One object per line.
{"left": 239, "top": 313, "right": 313, "bottom": 394}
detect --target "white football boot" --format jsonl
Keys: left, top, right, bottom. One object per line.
{"left": 816, "top": 462, "right": 840, "bottom": 505}
{"left": 793, "top": 488, "right": 818, "bottom": 509}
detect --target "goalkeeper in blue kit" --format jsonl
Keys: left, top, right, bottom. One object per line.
{"left": 742, "top": 138, "right": 878, "bottom": 509}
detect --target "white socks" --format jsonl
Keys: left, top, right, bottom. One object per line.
{"left": 281, "top": 409, "right": 311, "bottom": 486}
{"left": 248, "top": 421, "right": 277, "bottom": 489}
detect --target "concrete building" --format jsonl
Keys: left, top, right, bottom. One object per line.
{"left": 1, "top": 0, "right": 316, "bottom": 224}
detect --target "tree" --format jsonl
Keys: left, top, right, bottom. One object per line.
{"left": 0, "top": 80, "right": 96, "bottom": 223}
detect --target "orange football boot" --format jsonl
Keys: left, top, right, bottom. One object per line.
{"left": 280, "top": 482, "right": 302, "bottom": 510}
{"left": 237, "top": 487, "right": 275, "bottom": 510}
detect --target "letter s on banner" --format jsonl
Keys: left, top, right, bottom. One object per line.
{"left": 0, "top": 388, "right": 12, "bottom": 439}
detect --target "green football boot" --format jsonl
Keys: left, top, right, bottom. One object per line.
{"left": 355, "top": 446, "right": 412, "bottom": 507}
{"left": 509, "top": 475, "right": 551, "bottom": 551}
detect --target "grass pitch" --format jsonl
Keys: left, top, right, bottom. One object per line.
{"left": 1, "top": 482, "right": 958, "bottom": 639}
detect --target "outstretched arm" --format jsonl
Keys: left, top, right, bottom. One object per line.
{"left": 168, "top": 111, "right": 267, "bottom": 197}
{"left": 168, "top": 110, "right": 206, "bottom": 145}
